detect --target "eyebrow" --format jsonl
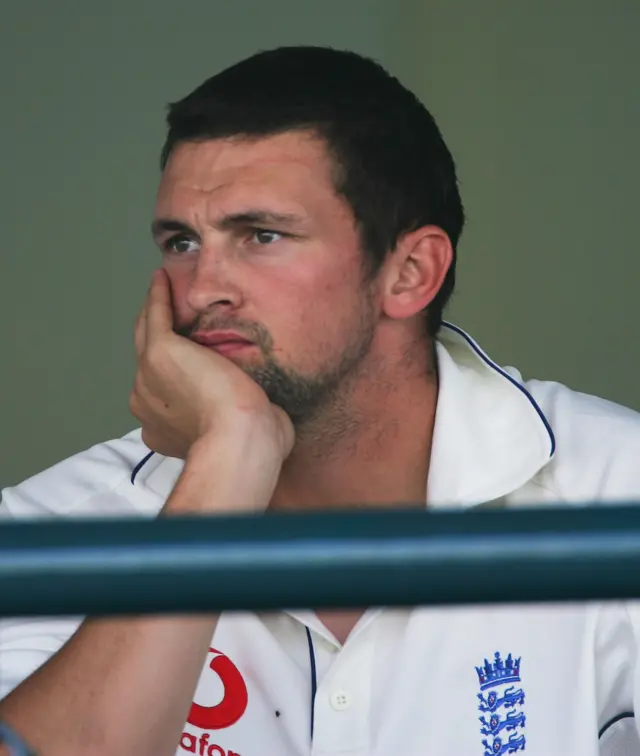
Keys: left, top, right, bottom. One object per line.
{"left": 150, "top": 219, "right": 196, "bottom": 240}
{"left": 151, "top": 210, "right": 307, "bottom": 240}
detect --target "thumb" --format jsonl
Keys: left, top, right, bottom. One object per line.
{"left": 146, "top": 269, "right": 174, "bottom": 343}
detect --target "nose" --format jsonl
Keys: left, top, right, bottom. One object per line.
{"left": 185, "top": 244, "right": 243, "bottom": 314}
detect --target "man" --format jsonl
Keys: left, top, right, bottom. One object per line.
{"left": 1, "top": 45, "right": 640, "bottom": 756}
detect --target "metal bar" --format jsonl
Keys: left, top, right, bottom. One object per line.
{"left": 1, "top": 505, "right": 639, "bottom": 616}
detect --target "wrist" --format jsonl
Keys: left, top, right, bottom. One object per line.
{"left": 163, "top": 427, "right": 283, "bottom": 516}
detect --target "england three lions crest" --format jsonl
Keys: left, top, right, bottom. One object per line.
{"left": 476, "top": 652, "right": 526, "bottom": 755}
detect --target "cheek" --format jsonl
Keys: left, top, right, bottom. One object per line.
{"left": 269, "top": 269, "right": 335, "bottom": 329}
{"left": 266, "top": 269, "right": 364, "bottom": 360}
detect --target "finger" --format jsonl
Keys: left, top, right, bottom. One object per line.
{"left": 134, "top": 272, "right": 156, "bottom": 357}
{"left": 146, "top": 268, "right": 174, "bottom": 343}
{"left": 134, "top": 297, "right": 148, "bottom": 358}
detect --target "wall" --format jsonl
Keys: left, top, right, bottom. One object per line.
{"left": 0, "top": 0, "right": 401, "bottom": 484}
{"left": 400, "top": 1, "right": 639, "bottom": 407}
{"left": 2, "top": 1, "right": 639, "bottom": 485}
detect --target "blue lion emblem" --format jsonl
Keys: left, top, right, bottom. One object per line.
{"left": 480, "top": 710, "right": 526, "bottom": 736}
{"left": 482, "top": 733, "right": 526, "bottom": 755}
{"left": 476, "top": 652, "right": 526, "bottom": 754}
{"left": 477, "top": 686, "right": 525, "bottom": 713}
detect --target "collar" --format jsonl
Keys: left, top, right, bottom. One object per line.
{"left": 427, "top": 322, "right": 555, "bottom": 508}
{"left": 132, "top": 323, "right": 555, "bottom": 509}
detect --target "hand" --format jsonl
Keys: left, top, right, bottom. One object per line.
{"left": 129, "top": 269, "right": 294, "bottom": 461}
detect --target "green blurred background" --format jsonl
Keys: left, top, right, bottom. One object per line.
{"left": 2, "top": 1, "right": 638, "bottom": 485}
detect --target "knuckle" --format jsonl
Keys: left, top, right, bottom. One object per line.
{"left": 132, "top": 371, "right": 145, "bottom": 394}
{"left": 129, "top": 392, "right": 141, "bottom": 419}
{"left": 140, "top": 427, "right": 154, "bottom": 450}
{"left": 142, "top": 341, "right": 166, "bottom": 370}
{"left": 140, "top": 430, "right": 175, "bottom": 458}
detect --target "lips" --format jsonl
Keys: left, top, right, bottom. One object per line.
{"left": 190, "top": 332, "right": 256, "bottom": 357}
{"left": 191, "top": 331, "right": 254, "bottom": 348}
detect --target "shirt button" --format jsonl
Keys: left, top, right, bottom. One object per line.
{"left": 330, "top": 689, "right": 352, "bottom": 711}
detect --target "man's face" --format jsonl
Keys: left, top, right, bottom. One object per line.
{"left": 153, "top": 131, "right": 380, "bottom": 426}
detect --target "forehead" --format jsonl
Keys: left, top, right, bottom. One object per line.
{"left": 155, "top": 131, "right": 344, "bottom": 220}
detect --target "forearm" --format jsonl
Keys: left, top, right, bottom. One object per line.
{"left": 0, "top": 435, "right": 281, "bottom": 756}
{"left": 0, "top": 613, "right": 218, "bottom": 756}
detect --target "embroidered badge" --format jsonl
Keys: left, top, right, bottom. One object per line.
{"left": 476, "top": 652, "right": 526, "bottom": 754}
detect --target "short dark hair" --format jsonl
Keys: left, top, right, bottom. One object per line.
{"left": 161, "top": 46, "right": 464, "bottom": 336}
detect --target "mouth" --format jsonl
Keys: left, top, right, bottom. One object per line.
{"left": 206, "top": 341, "right": 255, "bottom": 357}
{"left": 191, "top": 331, "right": 256, "bottom": 357}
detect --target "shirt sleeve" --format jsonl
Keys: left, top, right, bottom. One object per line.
{"left": 0, "top": 617, "right": 82, "bottom": 699}
{"left": 0, "top": 428, "right": 153, "bottom": 699}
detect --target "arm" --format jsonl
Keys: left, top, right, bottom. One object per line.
{"left": 0, "top": 270, "right": 294, "bottom": 756}
{"left": 0, "top": 432, "right": 284, "bottom": 756}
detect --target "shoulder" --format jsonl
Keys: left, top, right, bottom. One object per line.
{"left": 522, "top": 375, "right": 640, "bottom": 502}
{"left": 0, "top": 428, "right": 158, "bottom": 519}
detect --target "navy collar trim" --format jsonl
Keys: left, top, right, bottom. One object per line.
{"left": 131, "top": 450, "right": 155, "bottom": 485}
{"left": 441, "top": 322, "right": 556, "bottom": 458}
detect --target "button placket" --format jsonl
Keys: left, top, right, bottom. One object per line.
{"left": 311, "top": 634, "right": 374, "bottom": 754}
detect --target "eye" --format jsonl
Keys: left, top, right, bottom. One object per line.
{"left": 251, "top": 228, "right": 284, "bottom": 245}
{"left": 163, "top": 235, "right": 199, "bottom": 255}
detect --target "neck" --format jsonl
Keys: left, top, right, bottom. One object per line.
{"left": 269, "top": 341, "right": 438, "bottom": 512}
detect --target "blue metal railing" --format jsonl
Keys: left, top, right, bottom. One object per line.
{"left": 1, "top": 504, "right": 639, "bottom": 616}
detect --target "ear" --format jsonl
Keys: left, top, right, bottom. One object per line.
{"left": 380, "top": 226, "right": 453, "bottom": 321}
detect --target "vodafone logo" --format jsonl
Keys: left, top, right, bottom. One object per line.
{"left": 187, "top": 648, "right": 249, "bottom": 730}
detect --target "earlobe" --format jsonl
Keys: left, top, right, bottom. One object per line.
{"left": 382, "top": 227, "right": 453, "bottom": 321}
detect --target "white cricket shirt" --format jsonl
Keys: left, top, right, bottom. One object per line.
{"left": 3, "top": 323, "right": 640, "bottom": 756}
